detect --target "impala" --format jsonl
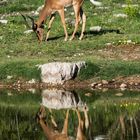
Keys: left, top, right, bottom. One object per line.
{"left": 27, "top": 0, "right": 102, "bottom": 42}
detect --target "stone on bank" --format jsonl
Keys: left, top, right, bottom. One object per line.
{"left": 38, "top": 61, "right": 86, "bottom": 85}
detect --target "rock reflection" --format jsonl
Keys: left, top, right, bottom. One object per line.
{"left": 36, "top": 89, "right": 89, "bottom": 140}
{"left": 41, "top": 89, "right": 86, "bottom": 110}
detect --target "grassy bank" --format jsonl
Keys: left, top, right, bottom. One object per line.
{"left": 0, "top": 0, "right": 140, "bottom": 83}
{"left": 0, "top": 60, "right": 139, "bottom": 83}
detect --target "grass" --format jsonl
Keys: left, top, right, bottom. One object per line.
{"left": 0, "top": 0, "right": 140, "bottom": 83}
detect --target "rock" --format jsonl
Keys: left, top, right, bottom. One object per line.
{"left": 28, "top": 88, "right": 36, "bottom": 94}
{"left": 106, "top": 43, "right": 112, "bottom": 46}
{"left": 90, "top": 0, "right": 102, "bottom": 6}
{"left": 122, "top": 4, "right": 138, "bottom": 8}
{"left": 28, "top": 79, "right": 36, "bottom": 84}
{"left": 97, "top": 83, "right": 102, "bottom": 87}
{"left": 7, "top": 92, "right": 13, "bottom": 96}
{"left": 115, "top": 93, "right": 123, "bottom": 97}
{"left": 34, "top": 5, "right": 44, "bottom": 15}
{"left": 102, "top": 80, "right": 108, "bottom": 85}
{"left": 91, "top": 82, "right": 97, "bottom": 88}
{"left": 113, "top": 13, "right": 128, "bottom": 18}
{"left": 0, "top": 19, "right": 8, "bottom": 24}
{"left": 7, "top": 75, "right": 13, "bottom": 80}
{"left": 90, "top": 26, "right": 102, "bottom": 32}
{"left": 38, "top": 61, "right": 86, "bottom": 85}
{"left": 24, "top": 30, "right": 33, "bottom": 34}
{"left": 120, "top": 83, "right": 127, "bottom": 88}
{"left": 0, "top": 0, "right": 7, "bottom": 5}
{"left": 85, "top": 93, "right": 92, "bottom": 97}
{"left": 42, "top": 89, "right": 85, "bottom": 110}
{"left": 135, "top": 83, "right": 138, "bottom": 86}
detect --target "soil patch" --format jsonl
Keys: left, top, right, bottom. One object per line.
{"left": 97, "top": 44, "right": 140, "bottom": 61}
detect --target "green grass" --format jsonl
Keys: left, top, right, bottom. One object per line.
{"left": 0, "top": 0, "right": 140, "bottom": 82}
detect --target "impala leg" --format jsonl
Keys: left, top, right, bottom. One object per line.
{"left": 58, "top": 9, "right": 68, "bottom": 41}
{"left": 76, "top": 109, "right": 85, "bottom": 140}
{"left": 61, "top": 110, "right": 69, "bottom": 135}
{"left": 83, "top": 105, "right": 89, "bottom": 129}
{"left": 46, "top": 14, "right": 55, "bottom": 41}
{"left": 69, "top": 5, "right": 81, "bottom": 41}
{"left": 79, "top": 8, "right": 86, "bottom": 40}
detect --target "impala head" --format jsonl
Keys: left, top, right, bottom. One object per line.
{"left": 33, "top": 24, "right": 44, "bottom": 42}
{"left": 21, "top": 14, "right": 44, "bottom": 42}
{"left": 29, "top": 16, "right": 44, "bottom": 42}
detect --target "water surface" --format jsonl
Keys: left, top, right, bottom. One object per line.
{"left": 0, "top": 89, "right": 140, "bottom": 140}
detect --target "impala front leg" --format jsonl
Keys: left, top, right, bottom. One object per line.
{"left": 58, "top": 9, "right": 68, "bottom": 41}
{"left": 46, "top": 14, "right": 55, "bottom": 41}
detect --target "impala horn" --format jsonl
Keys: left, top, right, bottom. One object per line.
{"left": 27, "top": 15, "right": 37, "bottom": 31}
{"left": 20, "top": 13, "right": 31, "bottom": 29}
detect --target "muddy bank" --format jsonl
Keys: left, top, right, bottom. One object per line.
{"left": 0, "top": 75, "right": 140, "bottom": 91}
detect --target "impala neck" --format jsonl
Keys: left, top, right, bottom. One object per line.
{"left": 39, "top": 119, "right": 53, "bottom": 140}
{"left": 36, "top": 5, "right": 52, "bottom": 27}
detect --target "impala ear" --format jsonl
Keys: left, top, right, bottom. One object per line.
{"left": 33, "top": 23, "right": 38, "bottom": 31}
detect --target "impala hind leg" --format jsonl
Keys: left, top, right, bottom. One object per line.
{"left": 69, "top": 5, "right": 81, "bottom": 41}
{"left": 46, "top": 14, "right": 55, "bottom": 41}
{"left": 61, "top": 110, "right": 69, "bottom": 135}
{"left": 79, "top": 8, "right": 86, "bottom": 40}
{"left": 58, "top": 9, "right": 68, "bottom": 41}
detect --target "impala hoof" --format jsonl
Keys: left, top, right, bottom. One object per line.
{"left": 69, "top": 37, "right": 74, "bottom": 41}
{"left": 79, "top": 34, "right": 84, "bottom": 40}
{"left": 64, "top": 38, "right": 68, "bottom": 41}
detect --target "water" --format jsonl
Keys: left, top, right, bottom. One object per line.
{"left": 0, "top": 88, "right": 140, "bottom": 140}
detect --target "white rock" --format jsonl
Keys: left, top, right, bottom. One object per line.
{"left": 102, "top": 80, "right": 108, "bottom": 85}
{"left": 28, "top": 79, "right": 36, "bottom": 84}
{"left": 91, "top": 82, "right": 97, "bottom": 87}
{"left": 7, "top": 92, "right": 13, "bottom": 96}
{"left": 0, "top": 20, "right": 8, "bottom": 24}
{"left": 122, "top": 4, "right": 138, "bottom": 8}
{"left": 126, "top": 40, "right": 132, "bottom": 44}
{"left": 7, "top": 75, "right": 13, "bottom": 80}
{"left": 24, "top": 30, "right": 33, "bottom": 34}
{"left": 34, "top": 11, "right": 39, "bottom": 16}
{"left": 38, "top": 61, "right": 86, "bottom": 84}
{"left": 97, "top": 6, "right": 109, "bottom": 10}
{"left": 36, "top": 5, "right": 44, "bottom": 12}
{"left": 90, "top": 0, "right": 102, "bottom": 6}
{"left": 28, "top": 88, "right": 36, "bottom": 94}
{"left": 106, "top": 43, "right": 112, "bottom": 46}
{"left": 113, "top": 13, "right": 128, "bottom": 18}
{"left": 90, "top": 26, "right": 102, "bottom": 32}
{"left": 120, "top": 83, "right": 127, "bottom": 88}
{"left": 115, "top": 93, "right": 123, "bottom": 97}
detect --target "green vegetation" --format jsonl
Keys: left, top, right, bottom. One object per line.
{"left": 0, "top": 0, "right": 140, "bottom": 82}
